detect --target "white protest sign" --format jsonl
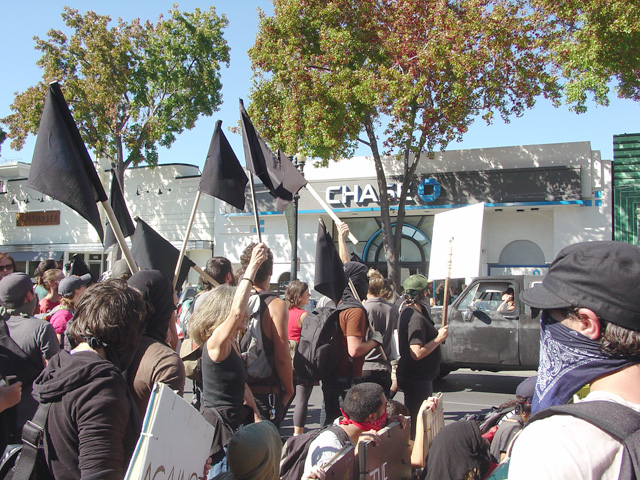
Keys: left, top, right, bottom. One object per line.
{"left": 428, "top": 203, "right": 484, "bottom": 280}
{"left": 125, "top": 383, "right": 215, "bottom": 480}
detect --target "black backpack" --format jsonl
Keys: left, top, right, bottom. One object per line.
{"left": 0, "top": 401, "right": 53, "bottom": 480}
{"left": 528, "top": 400, "right": 640, "bottom": 479}
{"left": 293, "top": 307, "right": 343, "bottom": 382}
{"left": 280, "top": 425, "right": 350, "bottom": 480}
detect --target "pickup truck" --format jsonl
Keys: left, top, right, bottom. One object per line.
{"left": 430, "top": 275, "right": 543, "bottom": 377}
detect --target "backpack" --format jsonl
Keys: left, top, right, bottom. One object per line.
{"left": 293, "top": 307, "right": 343, "bottom": 383}
{"left": 0, "top": 315, "right": 47, "bottom": 450}
{"left": 279, "top": 425, "right": 350, "bottom": 480}
{"left": 239, "top": 291, "right": 278, "bottom": 384}
{"left": 528, "top": 400, "right": 640, "bottom": 480}
{"left": 0, "top": 402, "right": 53, "bottom": 480}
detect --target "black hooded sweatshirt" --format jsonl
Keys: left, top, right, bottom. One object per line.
{"left": 32, "top": 350, "right": 138, "bottom": 479}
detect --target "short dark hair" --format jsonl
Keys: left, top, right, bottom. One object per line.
{"left": 285, "top": 280, "right": 308, "bottom": 309}
{"left": 562, "top": 308, "right": 640, "bottom": 360}
{"left": 204, "top": 257, "right": 233, "bottom": 288}
{"left": 34, "top": 259, "right": 58, "bottom": 283}
{"left": 240, "top": 243, "right": 273, "bottom": 284}
{"left": 341, "top": 382, "right": 384, "bottom": 422}
{"left": 68, "top": 279, "right": 146, "bottom": 353}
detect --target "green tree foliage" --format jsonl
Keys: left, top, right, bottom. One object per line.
{"left": 534, "top": 0, "right": 640, "bottom": 112}
{"left": 248, "top": 0, "right": 561, "bottom": 287}
{"left": 1, "top": 6, "right": 230, "bottom": 182}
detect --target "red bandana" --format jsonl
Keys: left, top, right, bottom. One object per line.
{"left": 339, "top": 408, "right": 387, "bottom": 432}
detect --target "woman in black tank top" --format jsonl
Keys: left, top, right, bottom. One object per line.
{"left": 188, "top": 244, "right": 268, "bottom": 473}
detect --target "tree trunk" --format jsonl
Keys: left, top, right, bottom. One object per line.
{"left": 364, "top": 115, "right": 401, "bottom": 293}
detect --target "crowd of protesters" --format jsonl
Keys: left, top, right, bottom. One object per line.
{"left": 1, "top": 236, "right": 640, "bottom": 480}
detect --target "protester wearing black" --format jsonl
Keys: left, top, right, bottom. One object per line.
{"left": 31, "top": 279, "right": 146, "bottom": 479}
{"left": 422, "top": 420, "right": 492, "bottom": 480}
{"left": 187, "top": 244, "right": 265, "bottom": 476}
{"left": 397, "top": 274, "right": 448, "bottom": 439}
{"left": 127, "top": 270, "right": 186, "bottom": 415}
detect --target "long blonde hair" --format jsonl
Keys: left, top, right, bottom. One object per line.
{"left": 188, "top": 284, "right": 236, "bottom": 347}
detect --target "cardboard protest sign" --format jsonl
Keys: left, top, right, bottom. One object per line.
{"left": 428, "top": 202, "right": 485, "bottom": 280}
{"left": 125, "top": 383, "right": 215, "bottom": 480}
{"left": 358, "top": 422, "right": 411, "bottom": 480}
{"left": 421, "top": 392, "right": 444, "bottom": 460}
{"left": 324, "top": 445, "right": 357, "bottom": 479}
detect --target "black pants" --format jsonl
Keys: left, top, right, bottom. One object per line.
{"left": 252, "top": 392, "right": 287, "bottom": 429}
{"left": 398, "top": 376, "right": 433, "bottom": 439}
{"left": 320, "top": 377, "right": 360, "bottom": 427}
{"left": 361, "top": 369, "right": 392, "bottom": 398}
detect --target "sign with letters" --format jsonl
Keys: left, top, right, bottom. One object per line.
{"left": 16, "top": 210, "right": 60, "bottom": 227}
{"left": 358, "top": 422, "right": 412, "bottom": 480}
{"left": 125, "top": 383, "right": 214, "bottom": 480}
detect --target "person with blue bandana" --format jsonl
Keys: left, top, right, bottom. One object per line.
{"left": 509, "top": 241, "right": 640, "bottom": 480}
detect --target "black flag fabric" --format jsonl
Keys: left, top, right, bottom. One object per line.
{"left": 28, "top": 82, "right": 108, "bottom": 242}
{"left": 104, "top": 171, "right": 135, "bottom": 250}
{"left": 67, "top": 254, "right": 95, "bottom": 282}
{"left": 130, "top": 218, "right": 195, "bottom": 289}
{"left": 273, "top": 149, "right": 308, "bottom": 211}
{"left": 199, "top": 120, "right": 248, "bottom": 210}
{"left": 240, "top": 99, "right": 284, "bottom": 196}
{"left": 314, "top": 221, "right": 348, "bottom": 304}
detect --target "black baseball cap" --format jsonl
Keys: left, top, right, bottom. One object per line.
{"left": 0, "top": 273, "right": 34, "bottom": 304}
{"left": 520, "top": 241, "right": 640, "bottom": 331}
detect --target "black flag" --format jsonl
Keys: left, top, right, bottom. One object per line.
{"left": 28, "top": 82, "right": 108, "bottom": 242}
{"left": 131, "top": 218, "right": 195, "bottom": 289}
{"left": 274, "top": 149, "right": 308, "bottom": 211}
{"left": 240, "top": 99, "right": 284, "bottom": 195}
{"left": 314, "top": 221, "right": 348, "bottom": 304}
{"left": 68, "top": 254, "right": 95, "bottom": 282}
{"left": 199, "top": 120, "right": 248, "bottom": 210}
{"left": 104, "top": 171, "right": 135, "bottom": 250}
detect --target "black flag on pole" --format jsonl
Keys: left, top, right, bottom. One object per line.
{"left": 314, "top": 221, "right": 348, "bottom": 304}
{"left": 199, "top": 120, "right": 248, "bottom": 210}
{"left": 28, "top": 82, "right": 108, "bottom": 242}
{"left": 240, "top": 100, "right": 307, "bottom": 211}
{"left": 131, "top": 218, "right": 195, "bottom": 289}
{"left": 274, "top": 149, "right": 308, "bottom": 211}
{"left": 240, "top": 99, "right": 284, "bottom": 195}
{"left": 104, "top": 171, "right": 135, "bottom": 250}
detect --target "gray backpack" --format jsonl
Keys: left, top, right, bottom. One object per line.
{"left": 239, "top": 291, "right": 278, "bottom": 384}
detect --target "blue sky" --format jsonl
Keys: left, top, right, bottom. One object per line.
{"left": 1, "top": 1, "right": 638, "bottom": 169}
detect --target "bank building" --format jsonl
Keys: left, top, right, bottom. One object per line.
{"left": 0, "top": 139, "right": 617, "bottom": 292}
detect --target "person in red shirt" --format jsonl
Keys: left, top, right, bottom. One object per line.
{"left": 39, "top": 269, "right": 64, "bottom": 314}
{"left": 286, "top": 280, "right": 311, "bottom": 435}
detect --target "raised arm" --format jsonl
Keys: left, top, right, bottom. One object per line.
{"left": 338, "top": 222, "right": 350, "bottom": 264}
{"left": 208, "top": 243, "right": 267, "bottom": 362}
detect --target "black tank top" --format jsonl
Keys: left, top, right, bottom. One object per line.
{"left": 202, "top": 344, "right": 247, "bottom": 409}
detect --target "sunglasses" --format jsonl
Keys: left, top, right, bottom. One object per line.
{"left": 0, "top": 265, "right": 14, "bottom": 271}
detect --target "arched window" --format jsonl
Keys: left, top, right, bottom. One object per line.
{"left": 363, "top": 223, "right": 431, "bottom": 274}
{"left": 499, "top": 240, "right": 545, "bottom": 265}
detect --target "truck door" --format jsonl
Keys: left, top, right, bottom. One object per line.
{"left": 446, "top": 280, "right": 520, "bottom": 367}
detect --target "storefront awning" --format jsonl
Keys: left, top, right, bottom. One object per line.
{"left": 10, "top": 251, "right": 63, "bottom": 262}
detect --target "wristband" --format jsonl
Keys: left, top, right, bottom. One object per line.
{"left": 242, "top": 277, "right": 254, "bottom": 286}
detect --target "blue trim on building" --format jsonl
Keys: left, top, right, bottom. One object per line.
{"left": 223, "top": 200, "right": 587, "bottom": 217}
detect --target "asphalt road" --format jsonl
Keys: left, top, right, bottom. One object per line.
{"left": 279, "top": 369, "right": 537, "bottom": 437}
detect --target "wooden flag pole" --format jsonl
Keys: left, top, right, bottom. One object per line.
{"left": 306, "top": 184, "right": 358, "bottom": 245}
{"left": 441, "top": 237, "right": 454, "bottom": 328}
{"left": 173, "top": 191, "right": 202, "bottom": 289}
{"left": 248, "top": 174, "right": 262, "bottom": 242}
{"left": 192, "top": 264, "right": 219, "bottom": 288}
{"left": 101, "top": 200, "right": 138, "bottom": 274}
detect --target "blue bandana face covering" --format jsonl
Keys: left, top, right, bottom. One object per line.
{"left": 533, "top": 310, "right": 633, "bottom": 413}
